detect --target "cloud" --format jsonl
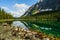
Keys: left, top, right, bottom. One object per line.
{"left": 0, "top": 4, "right": 30, "bottom": 17}
{"left": 10, "top": 11, "right": 21, "bottom": 17}
{"left": 13, "top": 3, "right": 30, "bottom": 17}
{"left": 14, "top": 3, "right": 30, "bottom": 9}
{"left": 1, "top": 6, "right": 9, "bottom": 10}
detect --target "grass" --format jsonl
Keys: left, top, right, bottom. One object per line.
{"left": 0, "top": 19, "right": 14, "bottom": 22}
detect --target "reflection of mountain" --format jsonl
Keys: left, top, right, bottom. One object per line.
{"left": 23, "top": 21, "right": 60, "bottom": 37}
{"left": 22, "top": 0, "right": 60, "bottom": 16}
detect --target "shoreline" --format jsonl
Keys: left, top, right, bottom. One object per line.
{"left": 0, "top": 23, "right": 60, "bottom": 40}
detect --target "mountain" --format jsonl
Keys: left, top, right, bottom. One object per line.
{"left": 22, "top": 0, "right": 60, "bottom": 17}
{"left": 39, "top": 0, "right": 60, "bottom": 10}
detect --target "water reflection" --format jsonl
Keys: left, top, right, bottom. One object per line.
{"left": 11, "top": 21, "right": 28, "bottom": 30}
{"left": 5, "top": 20, "right": 60, "bottom": 37}
{"left": 23, "top": 21, "right": 60, "bottom": 37}
{"left": 40, "top": 27, "right": 52, "bottom": 30}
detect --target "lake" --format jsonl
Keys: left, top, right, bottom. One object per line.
{"left": 0, "top": 20, "right": 60, "bottom": 37}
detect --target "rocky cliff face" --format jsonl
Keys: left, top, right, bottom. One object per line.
{"left": 39, "top": 0, "right": 60, "bottom": 10}
{"left": 22, "top": 0, "right": 60, "bottom": 16}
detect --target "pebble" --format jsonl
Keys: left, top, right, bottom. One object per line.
{"left": 42, "top": 38, "right": 50, "bottom": 40}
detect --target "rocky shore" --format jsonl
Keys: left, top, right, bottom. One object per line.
{"left": 0, "top": 23, "right": 60, "bottom": 40}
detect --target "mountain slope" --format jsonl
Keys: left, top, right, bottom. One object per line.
{"left": 22, "top": 0, "right": 60, "bottom": 16}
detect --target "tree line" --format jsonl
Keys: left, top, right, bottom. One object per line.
{"left": 0, "top": 8, "right": 14, "bottom": 19}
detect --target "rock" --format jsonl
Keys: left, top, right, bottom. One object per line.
{"left": 28, "top": 32, "right": 33, "bottom": 36}
{"left": 23, "top": 29, "right": 27, "bottom": 32}
{"left": 27, "top": 30, "right": 31, "bottom": 33}
{"left": 32, "top": 31, "right": 37, "bottom": 35}
{"left": 2, "top": 23, "right": 9, "bottom": 26}
{"left": 42, "top": 37, "right": 50, "bottom": 40}
{"left": 25, "top": 36, "right": 31, "bottom": 39}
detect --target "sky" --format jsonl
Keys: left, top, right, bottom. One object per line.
{"left": 0, "top": 0, "right": 38, "bottom": 17}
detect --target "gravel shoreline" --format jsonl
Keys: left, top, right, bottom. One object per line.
{"left": 0, "top": 23, "right": 60, "bottom": 40}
